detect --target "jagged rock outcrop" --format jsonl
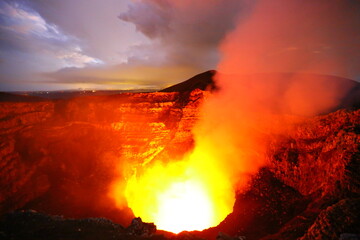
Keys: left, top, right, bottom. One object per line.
{"left": 126, "top": 217, "right": 156, "bottom": 237}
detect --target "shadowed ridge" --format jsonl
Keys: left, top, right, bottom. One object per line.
{"left": 0, "top": 92, "right": 45, "bottom": 102}
{"left": 161, "top": 71, "right": 360, "bottom": 112}
{"left": 160, "top": 70, "right": 217, "bottom": 92}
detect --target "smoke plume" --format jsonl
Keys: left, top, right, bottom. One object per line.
{"left": 119, "top": 0, "right": 244, "bottom": 69}
{"left": 114, "top": 0, "right": 360, "bottom": 231}
{"left": 193, "top": 0, "right": 360, "bottom": 189}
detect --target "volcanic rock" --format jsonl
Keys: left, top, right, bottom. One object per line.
{"left": 216, "top": 232, "right": 246, "bottom": 240}
{"left": 126, "top": 217, "right": 156, "bottom": 237}
{"left": 0, "top": 210, "right": 165, "bottom": 240}
{"left": 300, "top": 198, "right": 360, "bottom": 240}
{"left": 268, "top": 109, "right": 360, "bottom": 197}
{"left": 160, "top": 70, "right": 217, "bottom": 92}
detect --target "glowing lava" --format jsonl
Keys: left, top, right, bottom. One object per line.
{"left": 156, "top": 181, "right": 213, "bottom": 233}
{"left": 123, "top": 149, "right": 235, "bottom": 233}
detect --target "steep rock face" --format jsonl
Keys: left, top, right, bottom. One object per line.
{"left": 0, "top": 91, "right": 203, "bottom": 224}
{"left": 246, "top": 110, "right": 359, "bottom": 240}
{"left": 0, "top": 102, "right": 54, "bottom": 214}
{"left": 268, "top": 110, "right": 360, "bottom": 197}
{"left": 0, "top": 102, "right": 54, "bottom": 134}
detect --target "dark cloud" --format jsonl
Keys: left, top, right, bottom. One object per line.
{"left": 119, "top": 0, "right": 247, "bottom": 68}
{"left": 120, "top": 0, "right": 172, "bottom": 39}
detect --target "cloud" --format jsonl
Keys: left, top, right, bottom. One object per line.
{"left": 9, "top": 0, "right": 248, "bottom": 90}
{"left": 26, "top": 0, "right": 149, "bottom": 64}
{"left": 0, "top": 1, "right": 103, "bottom": 90}
{"left": 0, "top": 1, "right": 67, "bottom": 40}
{"left": 119, "top": 0, "right": 246, "bottom": 68}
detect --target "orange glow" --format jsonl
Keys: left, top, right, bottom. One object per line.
{"left": 122, "top": 147, "right": 235, "bottom": 233}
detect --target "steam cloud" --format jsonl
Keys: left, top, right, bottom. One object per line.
{"left": 120, "top": 0, "right": 244, "bottom": 69}
{"left": 193, "top": 0, "right": 360, "bottom": 189}
{"left": 114, "top": 0, "right": 360, "bottom": 227}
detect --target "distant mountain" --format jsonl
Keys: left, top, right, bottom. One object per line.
{"left": 161, "top": 71, "right": 360, "bottom": 110}
{"left": 160, "top": 70, "right": 217, "bottom": 92}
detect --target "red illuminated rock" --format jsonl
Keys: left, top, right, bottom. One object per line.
{"left": 268, "top": 109, "right": 360, "bottom": 197}
{"left": 300, "top": 199, "right": 360, "bottom": 240}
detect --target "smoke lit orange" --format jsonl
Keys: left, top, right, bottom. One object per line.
{"left": 122, "top": 146, "right": 235, "bottom": 233}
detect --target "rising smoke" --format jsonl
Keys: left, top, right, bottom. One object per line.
{"left": 114, "top": 0, "right": 360, "bottom": 230}
{"left": 193, "top": 0, "right": 360, "bottom": 189}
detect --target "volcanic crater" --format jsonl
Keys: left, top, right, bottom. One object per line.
{"left": 0, "top": 71, "right": 359, "bottom": 240}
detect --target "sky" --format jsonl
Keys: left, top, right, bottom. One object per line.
{"left": 0, "top": 0, "right": 243, "bottom": 91}
{"left": 0, "top": 0, "right": 359, "bottom": 91}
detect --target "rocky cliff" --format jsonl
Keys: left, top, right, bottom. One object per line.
{"left": 0, "top": 90, "right": 207, "bottom": 225}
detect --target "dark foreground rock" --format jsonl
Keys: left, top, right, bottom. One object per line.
{"left": 126, "top": 217, "right": 157, "bottom": 237}
{"left": 0, "top": 211, "right": 165, "bottom": 240}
